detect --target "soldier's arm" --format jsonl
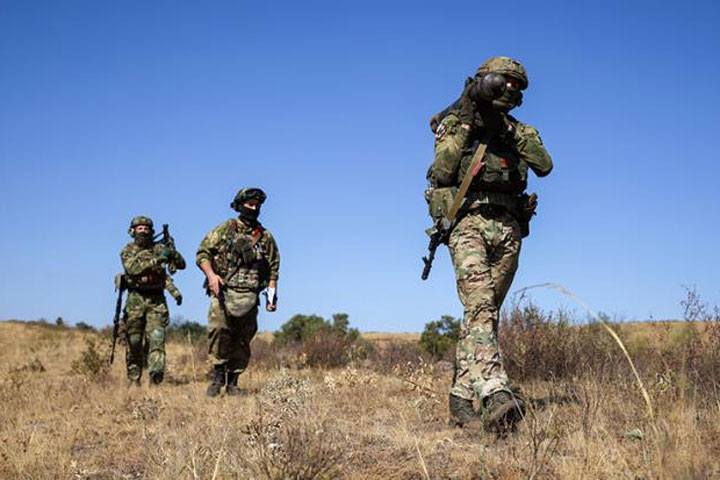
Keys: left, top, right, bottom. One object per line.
{"left": 195, "top": 222, "right": 227, "bottom": 269}
{"left": 172, "top": 250, "right": 187, "bottom": 270}
{"left": 432, "top": 113, "right": 471, "bottom": 186}
{"left": 164, "top": 276, "right": 182, "bottom": 300}
{"left": 121, "top": 245, "right": 158, "bottom": 275}
{"left": 263, "top": 231, "right": 280, "bottom": 282}
{"left": 507, "top": 121, "right": 553, "bottom": 177}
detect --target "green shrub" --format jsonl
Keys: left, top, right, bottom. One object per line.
{"left": 71, "top": 338, "right": 110, "bottom": 381}
{"left": 419, "top": 315, "right": 461, "bottom": 360}
{"left": 273, "top": 313, "right": 373, "bottom": 367}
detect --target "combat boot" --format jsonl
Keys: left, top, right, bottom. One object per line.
{"left": 149, "top": 370, "right": 164, "bottom": 386}
{"left": 483, "top": 390, "right": 526, "bottom": 434}
{"left": 226, "top": 371, "right": 243, "bottom": 396}
{"left": 448, "top": 393, "right": 480, "bottom": 428}
{"left": 206, "top": 365, "right": 226, "bottom": 397}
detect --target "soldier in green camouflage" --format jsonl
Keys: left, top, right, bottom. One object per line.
{"left": 120, "top": 216, "right": 186, "bottom": 385}
{"left": 429, "top": 57, "right": 553, "bottom": 432}
{"left": 196, "top": 188, "right": 280, "bottom": 397}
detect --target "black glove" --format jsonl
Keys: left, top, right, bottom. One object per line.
{"left": 175, "top": 294, "right": 183, "bottom": 306}
{"left": 458, "top": 77, "right": 476, "bottom": 126}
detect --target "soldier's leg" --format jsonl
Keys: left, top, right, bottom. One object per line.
{"left": 145, "top": 293, "right": 169, "bottom": 384}
{"left": 206, "top": 297, "right": 230, "bottom": 396}
{"left": 208, "top": 297, "right": 233, "bottom": 367}
{"left": 124, "top": 292, "right": 147, "bottom": 383}
{"left": 489, "top": 213, "right": 522, "bottom": 315}
{"left": 227, "top": 307, "right": 259, "bottom": 374}
{"left": 448, "top": 213, "right": 510, "bottom": 402}
{"left": 225, "top": 307, "right": 258, "bottom": 395}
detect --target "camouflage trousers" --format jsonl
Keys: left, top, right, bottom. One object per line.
{"left": 124, "top": 290, "right": 169, "bottom": 381}
{"left": 207, "top": 293, "right": 259, "bottom": 374}
{"left": 447, "top": 206, "right": 521, "bottom": 401}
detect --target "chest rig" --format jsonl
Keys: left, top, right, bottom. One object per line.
{"left": 218, "top": 219, "right": 265, "bottom": 292}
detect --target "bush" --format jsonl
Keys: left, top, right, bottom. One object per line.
{"left": 167, "top": 320, "right": 207, "bottom": 342}
{"left": 75, "top": 321, "right": 95, "bottom": 331}
{"left": 71, "top": 338, "right": 110, "bottom": 381}
{"left": 273, "top": 313, "right": 372, "bottom": 368}
{"left": 419, "top": 315, "right": 461, "bottom": 360}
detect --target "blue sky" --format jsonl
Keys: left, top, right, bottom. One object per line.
{"left": 1, "top": 1, "right": 719, "bottom": 331}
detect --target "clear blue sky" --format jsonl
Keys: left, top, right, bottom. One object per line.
{"left": 1, "top": 1, "right": 719, "bottom": 331}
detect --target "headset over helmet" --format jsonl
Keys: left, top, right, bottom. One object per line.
{"left": 476, "top": 56, "right": 528, "bottom": 90}
{"left": 231, "top": 188, "right": 267, "bottom": 212}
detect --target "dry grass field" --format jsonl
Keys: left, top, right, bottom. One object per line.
{"left": 1, "top": 305, "right": 720, "bottom": 479}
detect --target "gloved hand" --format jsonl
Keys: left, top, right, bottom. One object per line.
{"left": 156, "top": 247, "right": 174, "bottom": 263}
{"left": 174, "top": 294, "right": 183, "bottom": 306}
{"left": 458, "top": 77, "right": 477, "bottom": 126}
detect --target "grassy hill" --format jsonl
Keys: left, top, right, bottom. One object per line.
{"left": 1, "top": 318, "right": 719, "bottom": 479}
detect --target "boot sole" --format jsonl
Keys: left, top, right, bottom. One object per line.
{"left": 485, "top": 399, "right": 526, "bottom": 433}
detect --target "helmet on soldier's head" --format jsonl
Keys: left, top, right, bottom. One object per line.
{"left": 476, "top": 56, "right": 528, "bottom": 90}
{"left": 231, "top": 188, "right": 267, "bottom": 212}
{"left": 128, "top": 216, "right": 154, "bottom": 237}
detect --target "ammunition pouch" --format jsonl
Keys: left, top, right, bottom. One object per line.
{"left": 222, "top": 289, "right": 258, "bottom": 317}
{"left": 425, "top": 186, "right": 457, "bottom": 222}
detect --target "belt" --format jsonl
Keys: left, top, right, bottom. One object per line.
{"left": 468, "top": 203, "right": 506, "bottom": 219}
{"left": 127, "top": 287, "right": 163, "bottom": 294}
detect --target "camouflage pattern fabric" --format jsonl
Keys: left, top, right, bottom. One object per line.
{"left": 431, "top": 99, "right": 552, "bottom": 403}
{"left": 197, "top": 218, "right": 280, "bottom": 374}
{"left": 196, "top": 219, "right": 280, "bottom": 283}
{"left": 164, "top": 276, "right": 182, "bottom": 303}
{"left": 448, "top": 209, "right": 520, "bottom": 400}
{"left": 207, "top": 296, "right": 258, "bottom": 373}
{"left": 120, "top": 242, "right": 187, "bottom": 290}
{"left": 120, "top": 241, "right": 185, "bottom": 381}
{"left": 124, "top": 290, "right": 168, "bottom": 380}
{"left": 433, "top": 112, "right": 552, "bottom": 190}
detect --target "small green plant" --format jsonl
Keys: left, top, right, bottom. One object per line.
{"left": 71, "top": 338, "right": 110, "bottom": 381}
{"left": 419, "top": 315, "right": 461, "bottom": 360}
{"left": 273, "top": 313, "right": 372, "bottom": 367}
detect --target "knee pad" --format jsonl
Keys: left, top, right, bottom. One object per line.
{"left": 128, "top": 333, "right": 143, "bottom": 349}
{"left": 149, "top": 328, "right": 165, "bottom": 344}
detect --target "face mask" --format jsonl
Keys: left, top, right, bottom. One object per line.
{"left": 239, "top": 205, "right": 260, "bottom": 223}
{"left": 134, "top": 232, "right": 153, "bottom": 247}
{"left": 492, "top": 89, "right": 523, "bottom": 112}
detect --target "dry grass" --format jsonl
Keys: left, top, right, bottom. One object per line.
{"left": 1, "top": 319, "right": 719, "bottom": 479}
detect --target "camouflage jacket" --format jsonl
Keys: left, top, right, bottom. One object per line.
{"left": 432, "top": 112, "right": 553, "bottom": 195}
{"left": 120, "top": 243, "right": 187, "bottom": 291}
{"left": 196, "top": 218, "right": 280, "bottom": 291}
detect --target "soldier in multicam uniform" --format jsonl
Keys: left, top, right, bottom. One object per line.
{"left": 196, "top": 188, "right": 280, "bottom": 397}
{"left": 120, "top": 216, "right": 186, "bottom": 385}
{"left": 429, "top": 57, "right": 553, "bottom": 431}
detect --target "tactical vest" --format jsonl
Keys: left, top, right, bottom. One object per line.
{"left": 459, "top": 134, "right": 528, "bottom": 195}
{"left": 124, "top": 245, "right": 167, "bottom": 291}
{"left": 211, "top": 219, "right": 269, "bottom": 293}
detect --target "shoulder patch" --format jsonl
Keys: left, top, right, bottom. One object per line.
{"left": 435, "top": 123, "right": 448, "bottom": 141}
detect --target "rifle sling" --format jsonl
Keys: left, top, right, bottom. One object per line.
{"left": 446, "top": 133, "right": 489, "bottom": 223}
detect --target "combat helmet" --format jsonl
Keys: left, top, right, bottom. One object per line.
{"left": 476, "top": 56, "right": 528, "bottom": 90}
{"left": 128, "top": 216, "right": 154, "bottom": 236}
{"left": 231, "top": 187, "right": 267, "bottom": 212}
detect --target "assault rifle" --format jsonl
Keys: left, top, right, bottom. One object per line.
{"left": 154, "top": 224, "right": 178, "bottom": 274}
{"left": 421, "top": 218, "right": 452, "bottom": 280}
{"left": 109, "top": 274, "right": 126, "bottom": 364}
{"left": 421, "top": 133, "right": 490, "bottom": 280}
